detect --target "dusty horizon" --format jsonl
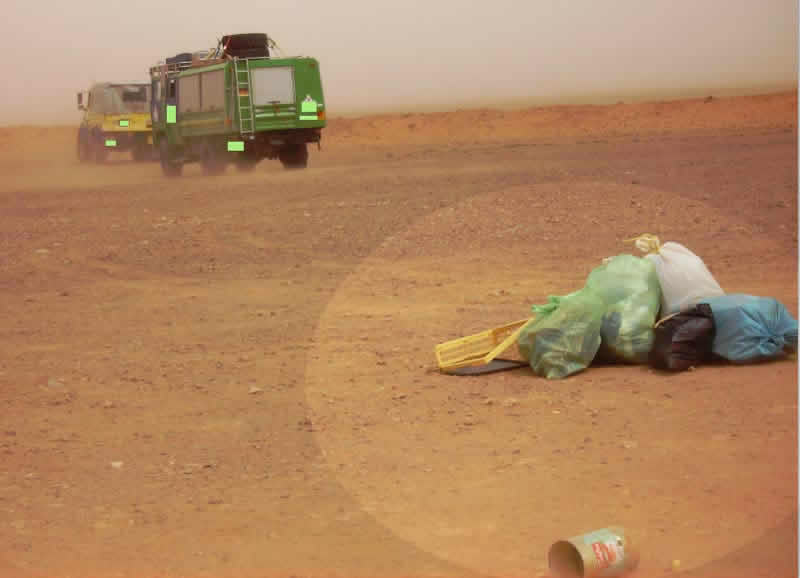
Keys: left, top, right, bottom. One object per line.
{"left": 2, "top": 0, "right": 796, "bottom": 126}
{"left": 2, "top": 87, "right": 796, "bottom": 130}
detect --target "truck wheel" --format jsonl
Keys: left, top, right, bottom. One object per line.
{"left": 278, "top": 143, "right": 308, "bottom": 170}
{"left": 159, "top": 139, "right": 183, "bottom": 177}
{"left": 201, "top": 139, "right": 227, "bottom": 176}
{"left": 131, "top": 141, "right": 149, "bottom": 163}
{"left": 77, "top": 130, "right": 90, "bottom": 163}
{"left": 235, "top": 156, "right": 259, "bottom": 172}
{"left": 93, "top": 132, "right": 108, "bottom": 164}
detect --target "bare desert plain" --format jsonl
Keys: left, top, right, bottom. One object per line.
{"left": 0, "top": 91, "right": 797, "bottom": 578}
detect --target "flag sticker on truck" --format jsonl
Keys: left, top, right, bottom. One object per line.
{"left": 300, "top": 95, "right": 318, "bottom": 120}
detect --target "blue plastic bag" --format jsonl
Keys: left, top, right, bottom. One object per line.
{"left": 700, "top": 294, "right": 798, "bottom": 363}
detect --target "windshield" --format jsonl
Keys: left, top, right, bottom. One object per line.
{"left": 108, "top": 84, "right": 150, "bottom": 114}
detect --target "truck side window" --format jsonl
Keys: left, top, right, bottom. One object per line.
{"left": 168, "top": 79, "right": 176, "bottom": 99}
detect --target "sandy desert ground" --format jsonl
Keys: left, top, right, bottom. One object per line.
{"left": 0, "top": 91, "right": 797, "bottom": 578}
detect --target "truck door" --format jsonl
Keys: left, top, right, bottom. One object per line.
{"left": 165, "top": 75, "right": 180, "bottom": 142}
{"left": 151, "top": 77, "right": 161, "bottom": 124}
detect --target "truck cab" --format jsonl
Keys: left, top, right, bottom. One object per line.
{"left": 77, "top": 82, "right": 155, "bottom": 163}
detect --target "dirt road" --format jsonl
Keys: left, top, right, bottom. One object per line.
{"left": 0, "top": 92, "right": 797, "bottom": 578}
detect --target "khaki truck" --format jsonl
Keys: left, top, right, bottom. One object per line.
{"left": 77, "top": 83, "right": 155, "bottom": 163}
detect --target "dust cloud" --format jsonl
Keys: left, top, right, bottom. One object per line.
{"left": 1, "top": 0, "right": 797, "bottom": 125}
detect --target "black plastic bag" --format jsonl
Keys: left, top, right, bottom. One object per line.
{"left": 648, "top": 303, "right": 715, "bottom": 371}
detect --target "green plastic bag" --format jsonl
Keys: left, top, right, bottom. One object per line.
{"left": 586, "top": 255, "right": 662, "bottom": 364}
{"left": 517, "top": 290, "right": 605, "bottom": 379}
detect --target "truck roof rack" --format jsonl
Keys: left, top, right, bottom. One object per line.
{"left": 149, "top": 34, "right": 287, "bottom": 76}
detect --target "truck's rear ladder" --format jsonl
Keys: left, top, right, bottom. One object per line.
{"left": 234, "top": 58, "right": 255, "bottom": 135}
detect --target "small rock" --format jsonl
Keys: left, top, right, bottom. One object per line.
{"left": 47, "top": 378, "right": 64, "bottom": 389}
{"left": 103, "top": 400, "right": 114, "bottom": 409}
{"left": 502, "top": 398, "right": 519, "bottom": 408}
{"left": 111, "top": 461, "right": 123, "bottom": 469}
{"left": 35, "top": 248, "right": 50, "bottom": 255}
{"left": 248, "top": 387, "right": 263, "bottom": 395}
{"left": 622, "top": 440, "right": 638, "bottom": 449}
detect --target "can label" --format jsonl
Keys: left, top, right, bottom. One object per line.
{"left": 582, "top": 529, "right": 626, "bottom": 573}
{"left": 591, "top": 539, "right": 623, "bottom": 568}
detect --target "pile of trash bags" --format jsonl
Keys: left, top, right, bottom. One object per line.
{"left": 518, "top": 234, "right": 798, "bottom": 379}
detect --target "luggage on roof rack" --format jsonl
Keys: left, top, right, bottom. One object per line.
{"left": 221, "top": 33, "right": 270, "bottom": 58}
{"left": 166, "top": 52, "right": 193, "bottom": 70}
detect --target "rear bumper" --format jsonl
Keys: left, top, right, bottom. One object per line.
{"left": 252, "top": 128, "right": 322, "bottom": 145}
{"left": 230, "top": 128, "right": 322, "bottom": 158}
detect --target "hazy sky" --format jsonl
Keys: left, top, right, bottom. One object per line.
{"left": 2, "top": 0, "right": 797, "bottom": 124}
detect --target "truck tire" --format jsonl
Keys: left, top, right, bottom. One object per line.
{"left": 159, "top": 139, "right": 183, "bottom": 177}
{"left": 77, "top": 129, "right": 90, "bottom": 163}
{"left": 131, "top": 139, "right": 150, "bottom": 163}
{"left": 235, "top": 155, "right": 259, "bottom": 172}
{"left": 201, "top": 139, "right": 227, "bottom": 176}
{"left": 92, "top": 131, "right": 108, "bottom": 164}
{"left": 278, "top": 143, "right": 308, "bottom": 170}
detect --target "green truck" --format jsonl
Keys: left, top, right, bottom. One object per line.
{"left": 149, "top": 33, "right": 326, "bottom": 177}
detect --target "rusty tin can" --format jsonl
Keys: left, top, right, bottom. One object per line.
{"left": 548, "top": 525, "right": 639, "bottom": 577}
